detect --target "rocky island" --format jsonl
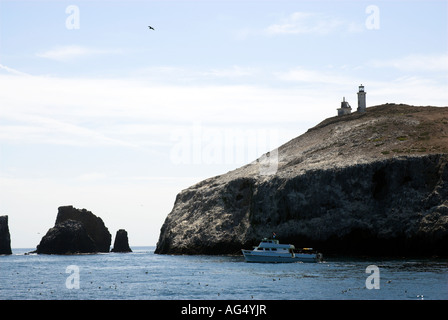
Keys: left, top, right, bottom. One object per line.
{"left": 156, "top": 104, "right": 448, "bottom": 256}
{"left": 36, "top": 205, "right": 111, "bottom": 254}
{"left": 111, "top": 229, "right": 132, "bottom": 252}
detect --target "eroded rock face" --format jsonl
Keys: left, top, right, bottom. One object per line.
{"left": 55, "top": 206, "right": 111, "bottom": 253}
{"left": 36, "top": 206, "right": 111, "bottom": 254}
{"left": 156, "top": 105, "right": 448, "bottom": 256}
{"left": 0, "top": 215, "right": 12, "bottom": 255}
{"left": 36, "top": 220, "right": 96, "bottom": 254}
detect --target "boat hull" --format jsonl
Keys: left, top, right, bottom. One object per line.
{"left": 242, "top": 250, "right": 320, "bottom": 263}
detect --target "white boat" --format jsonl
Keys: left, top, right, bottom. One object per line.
{"left": 242, "top": 238, "right": 322, "bottom": 263}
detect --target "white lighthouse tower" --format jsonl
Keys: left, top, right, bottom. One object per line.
{"left": 357, "top": 84, "right": 366, "bottom": 113}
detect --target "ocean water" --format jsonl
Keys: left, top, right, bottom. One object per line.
{"left": 0, "top": 247, "right": 447, "bottom": 300}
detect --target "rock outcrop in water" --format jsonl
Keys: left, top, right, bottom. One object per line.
{"left": 0, "top": 215, "right": 12, "bottom": 255}
{"left": 36, "top": 220, "right": 97, "bottom": 254}
{"left": 155, "top": 104, "right": 448, "bottom": 256}
{"left": 36, "top": 206, "right": 111, "bottom": 254}
{"left": 111, "top": 229, "right": 132, "bottom": 252}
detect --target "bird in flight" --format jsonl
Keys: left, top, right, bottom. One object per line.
{"left": 148, "top": 26, "right": 155, "bottom": 30}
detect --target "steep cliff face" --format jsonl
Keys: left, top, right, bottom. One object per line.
{"left": 156, "top": 104, "right": 448, "bottom": 256}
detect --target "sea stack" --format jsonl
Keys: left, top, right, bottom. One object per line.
{"left": 36, "top": 206, "right": 111, "bottom": 254}
{"left": 0, "top": 215, "right": 12, "bottom": 255}
{"left": 36, "top": 220, "right": 97, "bottom": 254}
{"left": 111, "top": 229, "right": 132, "bottom": 253}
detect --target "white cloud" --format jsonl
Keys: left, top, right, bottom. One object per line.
{"left": 0, "top": 72, "right": 327, "bottom": 150}
{"left": 0, "top": 107, "right": 139, "bottom": 147}
{"left": 275, "top": 66, "right": 355, "bottom": 85}
{"left": 135, "top": 65, "right": 259, "bottom": 82}
{"left": 36, "top": 45, "right": 120, "bottom": 61}
{"left": 75, "top": 172, "right": 108, "bottom": 182}
{"left": 370, "top": 53, "right": 448, "bottom": 73}
{"left": 200, "top": 65, "right": 258, "bottom": 78}
{"left": 0, "top": 64, "right": 31, "bottom": 76}
{"left": 264, "top": 12, "right": 363, "bottom": 36}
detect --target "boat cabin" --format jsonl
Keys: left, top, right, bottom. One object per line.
{"left": 254, "top": 238, "right": 295, "bottom": 253}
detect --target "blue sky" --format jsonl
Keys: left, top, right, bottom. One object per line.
{"left": 0, "top": 0, "right": 447, "bottom": 248}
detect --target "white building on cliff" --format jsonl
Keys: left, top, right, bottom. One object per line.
{"left": 337, "top": 85, "right": 367, "bottom": 116}
{"left": 337, "top": 97, "right": 352, "bottom": 116}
